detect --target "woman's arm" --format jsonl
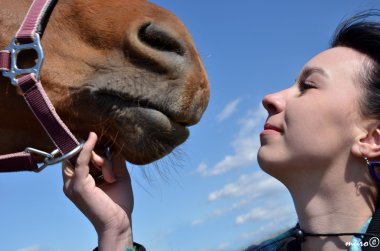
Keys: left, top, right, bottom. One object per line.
{"left": 62, "top": 132, "right": 134, "bottom": 251}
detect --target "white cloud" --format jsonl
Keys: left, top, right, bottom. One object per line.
{"left": 215, "top": 242, "right": 231, "bottom": 251}
{"left": 211, "top": 198, "right": 251, "bottom": 217}
{"left": 217, "top": 98, "right": 241, "bottom": 122}
{"left": 196, "top": 162, "right": 209, "bottom": 176}
{"left": 199, "top": 105, "right": 267, "bottom": 177}
{"left": 207, "top": 172, "right": 284, "bottom": 202}
{"left": 190, "top": 172, "right": 288, "bottom": 228}
{"left": 200, "top": 242, "right": 231, "bottom": 251}
{"left": 191, "top": 198, "right": 251, "bottom": 227}
{"left": 235, "top": 204, "right": 294, "bottom": 225}
{"left": 191, "top": 218, "right": 204, "bottom": 226}
{"left": 235, "top": 202, "right": 296, "bottom": 225}
{"left": 17, "top": 245, "right": 45, "bottom": 251}
{"left": 236, "top": 207, "right": 268, "bottom": 224}
{"left": 238, "top": 206, "right": 298, "bottom": 244}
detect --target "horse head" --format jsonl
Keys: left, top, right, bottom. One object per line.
{"left": 0, "top": 0, "right": 209, "bottom": 165}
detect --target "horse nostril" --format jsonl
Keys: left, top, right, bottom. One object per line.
{"left": 138, "top": 23, "right": 185, "bottom": 56}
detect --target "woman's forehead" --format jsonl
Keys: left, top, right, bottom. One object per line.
{"left": 303, "top": 47, "right": 368, "bottom": 79}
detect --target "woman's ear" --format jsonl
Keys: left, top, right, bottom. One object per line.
{"left": 352, "top": 127, "right": 380, "bottom": 158}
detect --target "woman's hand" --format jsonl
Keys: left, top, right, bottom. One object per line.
{"left": 62, "top": 132, "right": 134, "bottom": 251}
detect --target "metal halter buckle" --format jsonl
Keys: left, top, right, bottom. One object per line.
{"left": 1, "top": 34, "right": 44, "bottom": 86}
{"left": 25, "top": 141, "right": 84, "bottom": 173}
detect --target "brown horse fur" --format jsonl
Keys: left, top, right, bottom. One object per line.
{"left": 0, "top": 0, "right": 209, "bottom": 164}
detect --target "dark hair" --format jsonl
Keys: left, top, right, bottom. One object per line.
{"left": 331, "top": 11, "right": 380, "bottom": 118}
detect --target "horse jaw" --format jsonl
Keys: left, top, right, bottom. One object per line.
{"left": 0, "top": 0, "right": 209, "bottom": 165}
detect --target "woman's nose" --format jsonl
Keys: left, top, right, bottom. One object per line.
{"left": 262, "top": 90, "right": 286, "bottom": 115}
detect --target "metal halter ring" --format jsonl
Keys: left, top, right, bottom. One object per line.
{"left": 25, "top": 141, "right": 84, "bottom": 173}
{"left": 1, "top": 34, "right": 44, "bottom": 86}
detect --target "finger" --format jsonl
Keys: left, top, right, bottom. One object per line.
{"left": 92, "top": 151, "right": 116, "bottom": 183}
{"left": 91, "top": 150, "right": 104, "bottom": 167}
{"left": 75, "top": 132, "right": 98, "bottom": 179}
{"left": 62, "top": 162, "right": 75, "bottom": 178}
{"left": 61, "top": 162, "right": 75, "bottom": 184}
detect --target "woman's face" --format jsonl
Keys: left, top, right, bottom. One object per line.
{"left": 258, "top": 47, "right": 368, "bottom": 175}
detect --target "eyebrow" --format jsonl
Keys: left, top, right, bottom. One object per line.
{"left": 298, "top": 67, "right": 329, "bottom": 81}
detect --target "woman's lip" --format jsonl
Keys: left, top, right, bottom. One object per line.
{"left": 260, "top": 129, "right": 281, "bottom": 136}
{"left": 260, "top": 123, "right": 283, "bottom": 137}
{"left": 263, "top": 123, "right": 283, "bottom": 132}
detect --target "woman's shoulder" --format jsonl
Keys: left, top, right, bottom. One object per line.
{"left": 243, "top": 226, "right": 298, "bottom": 251}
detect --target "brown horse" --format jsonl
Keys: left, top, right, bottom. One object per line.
{"left": 0, "top": 0, "right": 209, "bottom": 165}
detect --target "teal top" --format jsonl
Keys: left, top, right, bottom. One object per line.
{"left": 350, "top": 217, "right": 371, "bottom": 251}
{"left": 244, "top": 218, "right": 372, "bottom": 251}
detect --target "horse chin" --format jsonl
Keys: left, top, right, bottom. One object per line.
{"left": 108, "top": 106, "right": 189, "bottom": 164}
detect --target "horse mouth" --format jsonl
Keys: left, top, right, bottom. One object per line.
{"left": 89, "top": 89, "right": 189, "bottom": 164}
{"left": 95, "top": 89, "right": 188, "bottom": 126}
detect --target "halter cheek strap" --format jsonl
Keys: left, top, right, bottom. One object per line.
{"left": 0, "top": 0, "right": 103, "bottom": 181}
{"left": 15, "top": 0, "right": 58, "bottom": 43}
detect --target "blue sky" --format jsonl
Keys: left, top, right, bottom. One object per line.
{"left": 2, "top": 1, "right": 380, "bottom": 251}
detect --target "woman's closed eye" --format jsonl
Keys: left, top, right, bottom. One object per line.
{"left": 299, "top": 80, "right": 317, "bottom": 93}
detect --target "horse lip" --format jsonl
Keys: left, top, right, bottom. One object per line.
{"left": 95, "top": 90, "right": 189, "bottom": 126}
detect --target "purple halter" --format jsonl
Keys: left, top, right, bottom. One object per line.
{"left": 0, "top": 0, "right": 103, "bottom": 180}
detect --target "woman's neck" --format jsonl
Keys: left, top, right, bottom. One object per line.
{"left": 284, "top": 159, "right": 376, "bottom": 250}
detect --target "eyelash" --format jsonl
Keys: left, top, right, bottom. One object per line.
{"left": 299, "top": 80, "right": 316, "bottom": 93}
